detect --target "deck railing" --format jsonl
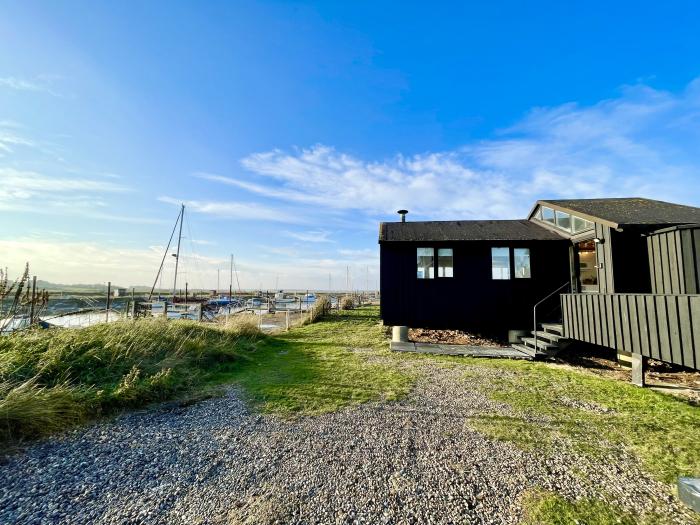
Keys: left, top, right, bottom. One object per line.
{"left": 561, "top": 293, "right": 700, "bottom": 370}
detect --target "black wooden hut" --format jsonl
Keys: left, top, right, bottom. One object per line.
{"left": 379, "top": 197, "right": 700, "bottom": 371}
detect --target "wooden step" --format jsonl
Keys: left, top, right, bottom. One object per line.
{"left": 521, "top": 337, "right": 557, "bottom": 351}
{"left": 540, "top": 323, "right": 564, "bottom": 336}
{"left": 510, "top": 343, "right": 537, "bottom": 358}
{"left": 531, "top": 330, "right": 565, "bottom": 343}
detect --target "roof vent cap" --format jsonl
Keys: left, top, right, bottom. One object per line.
{"left": 397, "top": 209, "right": 408, "bottom": 223}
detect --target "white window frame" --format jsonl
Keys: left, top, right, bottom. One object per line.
{"left": 491, "top": 247, "right": 511, "bottom": 280}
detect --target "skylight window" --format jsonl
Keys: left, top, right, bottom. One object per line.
{"left": 541, "top": 206, "right": 555, "bottom": 224}
{"left": 534, "top": 205, "right": 594, "bottom": 235}
{"left": 555, "top": 210, "right": 571, "bottom": 231}
{"left": 572, "top": 216, "right": 594, "bottom": 233}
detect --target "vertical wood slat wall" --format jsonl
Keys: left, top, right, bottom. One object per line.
{"left": 561, "top": 293, "right": 700, "bottom": 370}
{"left": 647, "top": 227, "right": 700, "bottom": 295}
{"left": 594, "top": 224, "right": 615, "bottom": 293}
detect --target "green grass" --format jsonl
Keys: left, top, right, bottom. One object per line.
{"left": 4, "top": 301, "right": 697, "bottom": 514}
{"left": 0, "top": 306, "right": 413, "bottom": 445}
{"left": 521, "top": 489, "right": 657, "bottom": 525}
{"left": 0, "top": 317, "right": 259, "bottom": 445}
{"left": 211, "top": 306, "right": 414, "bottom": 415}
{"left": 463, "top": 358, "right": 700, "bottom": 484}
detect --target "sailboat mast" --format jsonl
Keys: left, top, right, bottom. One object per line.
{"left": 229, "top": 254, "right": 233, "bottom": 299}
{"left": 148, "top": 205, "right": 183, "bottom": 301}
{"left": 232, "top": 255, "right": 242, "bottom": 293}
{"left": 172, "top": 204, "right": 185, "bottom": 301}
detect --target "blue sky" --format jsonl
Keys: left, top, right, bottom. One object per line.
{"left": 2, "top": 1, "right": 700, "bottom": 289}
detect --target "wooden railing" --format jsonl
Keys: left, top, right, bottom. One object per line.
{"left": 560, "top": 293, "right": 700, "bottom": 370}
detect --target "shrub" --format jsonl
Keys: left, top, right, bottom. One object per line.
{"left": 340, "top": 296, "right": 355, "bottom": 310}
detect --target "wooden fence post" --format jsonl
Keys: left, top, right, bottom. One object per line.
{"left": 29, "top": 275, "right": 37, "bottom": 324}
{"left": 106, "top": 281, "right": 111, "bottom": 322}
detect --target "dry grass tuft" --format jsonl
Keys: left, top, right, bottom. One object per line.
{"left": 0, "top": 317, "right": 260, "bottom": 446}
{"left": 0, "top": 378, "right": 86, "bottom": 442}
{"left": 305, "top": 295, "right": 331, "bottom": 324}
{"left": 340, "top": 296, "right": 355, "bottom": 310}
{"left": 222, "top": 315, "right": 263, "bottom": 337}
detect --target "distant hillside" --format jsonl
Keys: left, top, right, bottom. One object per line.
{"left": 36, "top": 281, "right": 125, "bottom": 293}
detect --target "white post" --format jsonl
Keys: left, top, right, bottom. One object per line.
{"left": 392, "top": 326, "right": 409, "bottom": 343}
{"left": 631, "top": 353, "right": 647, "bottom": 387}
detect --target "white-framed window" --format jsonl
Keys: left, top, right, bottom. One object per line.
{"left": 572, "top": 216, "right": 594, "bottom": 233}
{"left": 541, "top": 206, "right": 555, "bottom": 224}
{"left": 438, "top": 248, "right": 454, "bottom": 277}
{"left": 514, "top": 248, "right": 531, "bottom": 278}
{"left": 417, "top": 247, "right": 434, "bottom": 279}
{"left": 535, "top": 205, "right": 594, "bottom": 235}
{"left": 491, "top": 247, "right": 511, "bottom": 280}
{"left": 555, "top": 210, "right": 571, "bottom": 232}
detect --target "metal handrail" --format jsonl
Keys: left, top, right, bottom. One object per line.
{"left": 533, "top": 281, "right": 570, "bottom": 352}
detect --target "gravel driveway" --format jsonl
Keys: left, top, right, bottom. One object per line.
{"left": 0, "top": 359, "right": 693, "bottom": 524}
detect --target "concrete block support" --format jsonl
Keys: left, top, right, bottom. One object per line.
{"left": 631, "top": 352, "right": 647, "bottom": 387}
{"left": 392, "top": 326, "right": 409, "bottom": 343}
{"left": 508, "top": 330, "right": 528, "bottom": 344}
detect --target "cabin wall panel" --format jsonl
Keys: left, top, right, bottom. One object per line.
{"left": 690, "top": 296, "right": 700, "bottom": 370}
{"left": 635, "top": 295, "right": 650, "bottom": 357}
{"left": 561, "top": 293, "right": 700, "bottom": 370}
{"left": 668, "top": 232, "right": 680, "bottom": 293}
{"left": 678, "top": 296, "right": 695, "bottom": 369}
{"left": 645, "top": 295, "right": 661, "bottom": 360}
{"left": 612, "top": 294, "right": 624, "bottom": 352}
{"left": 594, "top": 224, "right": 615, "bottom": 293}
{"left": 647, "top": 227, "right": 700, "bottom": 295}
{"left": 379, "top": 239, "right": 570, "bottom": 333}
{"left": 628, "top": 295, "right": 641, "bottom": 353}
{"left": 694, "top": 230, "right": 700, "bottom": 293}
{"left": 680, "top": 230, "right": 697, "bottom": 294}
{"left": 663, "top": 235, "right": 673, "bottom": 293}
{"left": 651, "top": 235, "right": 663, "bottom": 293}
{"left": 666, "top": 295, "right": 682, "bottom": 365}
{"left": 605, "top": 294, "right": 616, "bottom": 349}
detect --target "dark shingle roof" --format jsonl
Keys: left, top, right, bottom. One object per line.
{"left": 379, "top": 220, "right": 566, "bottom": 242}
{"left": 538, "top": 198, "right": 700, "bottom": 228}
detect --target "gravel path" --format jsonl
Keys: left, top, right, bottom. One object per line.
{"left": 0, "top": 359, "right": 693, "bottom": 524}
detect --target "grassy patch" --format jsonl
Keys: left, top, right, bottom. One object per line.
{"left": 465, "top": 359, "right": 700, "bottom": 483}
{"left": 0, "top": 318, "right": 259, "bottom": 445}
{"left": 212, "top": 306, "right": 414, "bottom": 415}
{"left": 521, "top": 489, "right": 654, "bottom": 525}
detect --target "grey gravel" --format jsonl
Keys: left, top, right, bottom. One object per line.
{"left": 0, "top": 359, "right": 694, "bottom": 524}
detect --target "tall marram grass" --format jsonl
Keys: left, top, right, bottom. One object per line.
{"left": 305, "top": 295, "right": 331, "bottom": 324}
{"left": 0, "top": 318, "right": 260, "bottom": 445}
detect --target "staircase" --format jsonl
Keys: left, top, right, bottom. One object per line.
{"left": 511, "top": 323, "right": 569, "bottom": 359}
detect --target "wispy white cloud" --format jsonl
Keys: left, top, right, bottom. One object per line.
{"left": 0, "top": 167, "right": 164, "bottom": 223}
{"left": 194, "top": 172, "right": 319, "bottom": 205}
{"left": 0, "top": 75, "right": 61, "bottom": 96}
{"left": 338, "top": 248, "right": 378, "bottom": 260}
{"left": 0, "top": 122, "right": 35, "bottom": 156}
{"left": 158, "top": 196, "right": 307, "bottom": 223}
{"left": 198, "top": 79, "right": 700, "bottom": 221}
{"left": 0, "top": 167, "right": 128, "bottom": 201}
{"left": 284, "top": 229, "right": 334, "bottom": 243}
{"left": 191, "top": 239, "right": 217, "bottom": 246}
